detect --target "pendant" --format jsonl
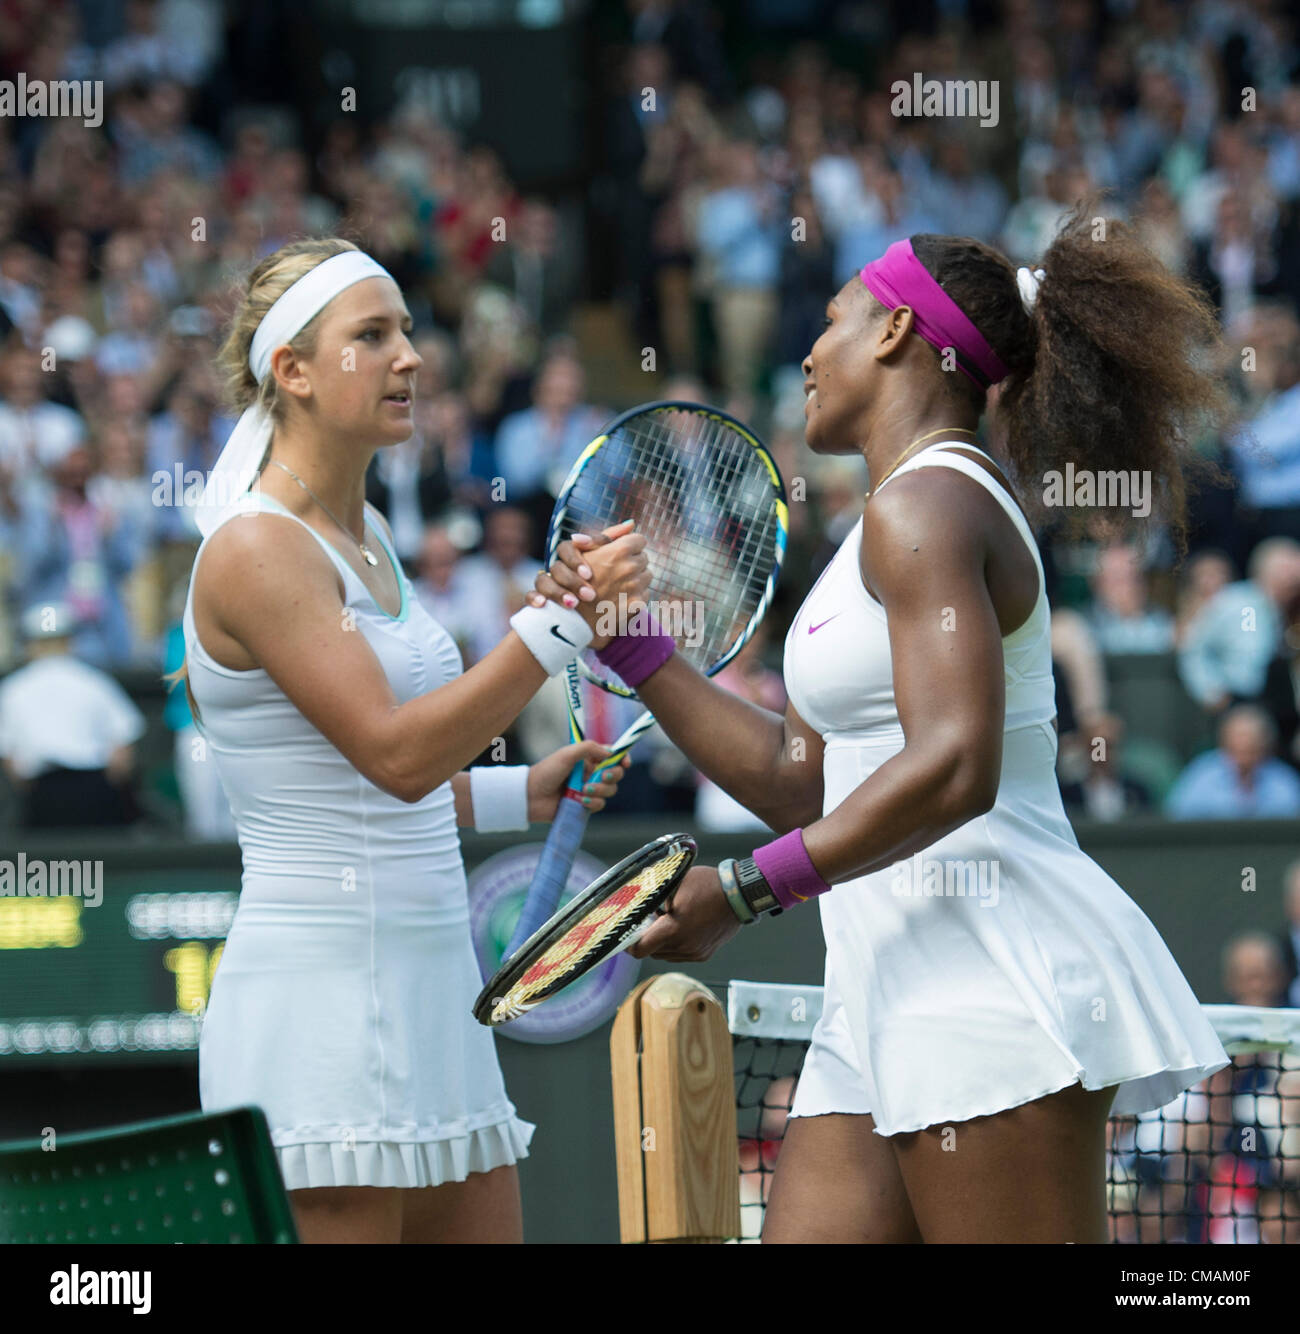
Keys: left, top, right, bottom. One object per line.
{"left": 360, "top": 544, "right": 379, "bottom": 566}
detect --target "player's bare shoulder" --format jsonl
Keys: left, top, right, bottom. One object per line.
{"left": 861, "top": 467, "right": 988, "bottom": 600}
{"left": 197, "top": 508, "right": 346, "bottom": 628}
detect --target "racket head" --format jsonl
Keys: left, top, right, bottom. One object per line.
{"left": 547, "top": 401, "right": 787, "bottom": 701}
{"left": 473, "top": 832, "right": 697, "bottom": 1027}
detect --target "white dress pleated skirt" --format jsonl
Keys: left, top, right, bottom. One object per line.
{"left": 199, "top": 881, "right": 533, "bottom": 1190}
{"left": 789, "top": 725, "right": 1230, "bottom": 1136}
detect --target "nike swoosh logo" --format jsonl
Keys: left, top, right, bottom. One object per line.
{"left": 808, "top": 614, "right": 841, "bottom": 634}
{"left": 550, "top": 625, "right": 575, "bottom": 646}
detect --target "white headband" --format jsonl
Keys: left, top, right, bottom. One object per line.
{"left": 248, "top": 250, "right": 392, "bottom": 382}
{"left": 192, "top": 249, "right": 394, "bottom": 538}
{"left": 1017, "top": 266, "right": 1045, "bottom": 315}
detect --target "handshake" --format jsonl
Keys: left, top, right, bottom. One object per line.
{"left": 524, "top": 519, "right": 651, "bottom": 650}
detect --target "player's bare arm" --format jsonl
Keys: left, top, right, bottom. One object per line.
{"left": 196, "top": 512, "right": 646, "bottom": 802}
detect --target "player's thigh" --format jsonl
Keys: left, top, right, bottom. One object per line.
{"left": 289, "top": 1186, "right": 404, "bottom": 1244}
{"left": 891, "top": 1081, "right": 1117, "bottom": 1243}
{"left": 762, "top": 1112, "right": 922, "bottom": 1244}
{"left": 400, "top": 1163, "right": 523, "bottom": 1244}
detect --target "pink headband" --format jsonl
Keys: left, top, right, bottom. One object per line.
{"left": 859, "top": 239, "right": 1008, "bottom": 389}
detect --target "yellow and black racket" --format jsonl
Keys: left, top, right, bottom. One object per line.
{"left": 474, "top": 833, "right": 697, "bottom": 1027}
{"left": 502, "top": 400, "right": 786, "bottom": 960}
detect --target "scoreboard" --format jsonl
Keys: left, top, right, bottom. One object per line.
{"left": 0, "top": 856, "right": 238, "bottom": 1065}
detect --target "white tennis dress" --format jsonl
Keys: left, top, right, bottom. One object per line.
{"left": 186, "top": 492, "right": 533, "bottom": 1188}
{"left": 785, "top": 443, "right": 1229, "bottom": 1136}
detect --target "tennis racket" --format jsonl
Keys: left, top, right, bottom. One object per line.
{"left": 502, "top": 401, "right": 787, "bottom": 958}
{"left": 476, "top": 832, "right": 697, "bottom": 1026}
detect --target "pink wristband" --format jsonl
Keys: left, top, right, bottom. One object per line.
{"left": 751, "top": 828, "right": 832, "bottom": 910}
{"left": 595, "top": 610, "right": 676, "bottom": 688}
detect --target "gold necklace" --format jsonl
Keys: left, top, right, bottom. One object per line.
{"left": 866, "top": 426, "right": 980, "bottom": 496}
{"left": 267, "top": 459, "right": 380, "bottom": 566}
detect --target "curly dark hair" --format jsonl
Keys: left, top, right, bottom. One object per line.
{"left": 907, "top": 200, "right": 1235, "bottom": 553}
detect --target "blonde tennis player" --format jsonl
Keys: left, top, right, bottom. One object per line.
{"left": 533, "top": 210, "right": 1234, "bottom": 1243}
{"left": 181, "top": 237, "right": 648, "bottom": 1244}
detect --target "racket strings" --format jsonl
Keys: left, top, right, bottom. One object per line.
{"left": 557, "top": 409, "right": 781, "bottom": 689}
{"left": 489, "top": 846, "right": 692, "bottom": 1022}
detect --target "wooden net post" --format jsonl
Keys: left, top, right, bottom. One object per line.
{"left": 610, "top": 972, "right": 739, "bottom": 1243}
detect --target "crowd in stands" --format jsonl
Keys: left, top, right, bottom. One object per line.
{"left": 0, "top": 0, "right": 1298, "bottom": 846}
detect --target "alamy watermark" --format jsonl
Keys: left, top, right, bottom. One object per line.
{"left": 593, "top": 593, "right": 705, "bottom": 650}
{"left": 1042, "top": 465, "right": 1151, "bottom": 519}
{"left": 0, "top": 74, "right": 102, "bottom": 128}
{"left": 0, "top": 855, "right": 102, "bottom": 908}
{"left": 891, "top": 74, "right": 999, "bottom": 128}
{"left": 891, "top": 854, "right": 1000, "bottom": 907}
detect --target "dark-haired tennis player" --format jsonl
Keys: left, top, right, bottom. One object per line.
{"left": 532, "top": 210, "right": 1232, "bottom": 1243}
{"left": 182, "top": 237, "right": 648, "bottom": 1243}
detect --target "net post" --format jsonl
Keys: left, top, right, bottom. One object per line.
{"left": 609, "top": 972, "right": 740, "bottom": 1243}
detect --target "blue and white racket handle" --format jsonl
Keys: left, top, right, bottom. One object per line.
{"left": 504, "top": 776, "right": 591, "bottom": 958}
{"left": 504, "top": 658, "right": 593, "bottom": 959}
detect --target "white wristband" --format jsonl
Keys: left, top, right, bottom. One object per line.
{"left": 509, "top": 601, "right": 593, "bottom": 676}
{"left": 470, "top": 764, "right": 531, "bottom": 833}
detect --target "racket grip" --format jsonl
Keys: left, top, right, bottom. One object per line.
{"left": 505, "top": 793, "right": 591, "bottom": 958}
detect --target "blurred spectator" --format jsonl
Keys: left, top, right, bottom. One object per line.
{"left": 411, "top": 524, "right": 478, "bottom": 665}
{"left": 112, "top": 78, "right": 222, "bottom": 188}
{"left": 481, "top": 197, "right": 580, "bottom": 339}
{"left": 457, "top": 507, "right": 542, "bottom": 667}
{"left": 773, "top": 186, "right": 835, "bottom": 395}
{"left": 146, "top": 379, "right": 231, "bottom": 541}
{"left": 493, "top": 347, "right": 605, "bottom": 544}
{"left": 1132, "top": 176, "right": 1192, "bottom": 278}
{"left": 89, "top": 416, "right": 155, "bottom": 539}
{"left": 602, "top": 43, "right": 675, "bottom": 343}
{"left": 1165, "top": 704, "right": 1300, "bottom": 819}
{"left": 1222, "top": 931, "right": 1289, "bottom": 1009}
{"left": 1058, "top": 712, "right": 1153, "bottom": 820}
{"left": 1280, "top": 860, "right": 1300, "bottom": 1009}
{"left": 431, "top": 145, "right": 521, "bottom": 324}
{"left": 805, "top": 455, "right": 868, "bottom": 578}
{"left": 101, "top": 0, "right": 216, "bottom": 91}
{"left": 1086, "top": 544, "right": 1176, "bottom": 654}
{"left": 830, "top": 151, "right": 942, "bottom": 287}
{"left": 94, "top": 280, "right": 164, "bottom": 377}
{"left": 1002, "top": 160, "right": 1110, "bottom": 267}
{"left": 1177, "top": 537, "right": 1300, "bottom": 712}
{"left": 0, "top": 341, "right": 86, "bottom": 480}
{"left": 0, "top": 602, "right": 143, "bottom": 828}
{"left": 41, "top": 314, "right": 101, "bottom": 408}
{"left": 1188, "top": 189, "right": 1279, "bottom": 328}
{"left": 1265, "top": 86, "right": 1300, "bottom": 202}
{"left": 1227, "top": 307, "right": 1300, "bottom": 541}
{"left": 639, "top": 84, "right": 719, "bottom": 375}
{"left": 0, "top": 241, "right": 45, "bottom": 340}
{"left": 1173, "top": 549, "right": 1234, "bottom": 646}
{"left": 917, "top": 139, "right": 1008, "bottom": 244}
{"left": 693, "top": 137, "right": 783, "bottom": 396}
{"left": 1258, "top": 531, "right": 1300, "bottom": 766}
{"left": 14, "top": 445, "right": 146, "bottom": 667}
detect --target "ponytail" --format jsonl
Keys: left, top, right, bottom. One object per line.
{"left": 911, "top": 201, "right": 1236, "bottom": 553}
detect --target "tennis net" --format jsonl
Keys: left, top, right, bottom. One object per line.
{"left": 721, "top": 981, "right": 1300, "bottom": 1244}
